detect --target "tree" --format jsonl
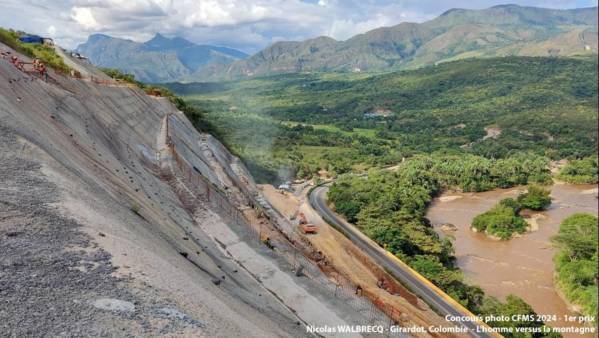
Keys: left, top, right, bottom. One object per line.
{"left": 557, "top": 155, "right": 598, "bottom": 184}
{"left": 499, "top": 197, "right": 521, "bottom": 213}
{"left": 551, "top": 213, "right": 598, "bottom": 318}
{"left": 471, "top": 204, "right": 527, "bottom": 240}
{"left": 480, "top": 295, "right": 554, "bottom": 337}
{"left": 517, "top": 185, "right": 551, "bottom": 211}
{"left": 552, "top": 213, "right": 598, "bottom": 262}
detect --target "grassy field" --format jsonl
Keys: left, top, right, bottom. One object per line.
{"left": 280, "top": 121, "right": 377, "bottom": 137}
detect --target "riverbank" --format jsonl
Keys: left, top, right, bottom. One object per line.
{"left": 426, "top": 183, "right": 598, "bottom": 337}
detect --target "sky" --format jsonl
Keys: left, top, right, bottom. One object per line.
{"left": 0, "top": 0, "right": 596, "bottom": 53}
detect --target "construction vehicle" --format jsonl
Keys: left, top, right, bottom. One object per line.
{"left": 297, "top": 212, "right": 318, "bottom": 234}
{"left": 299, "top": 223, "right": 318, "bottom": 234}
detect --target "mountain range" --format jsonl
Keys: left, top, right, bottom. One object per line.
{"left": 78, "top": 4, "right": 598, "bottom": 82}
{"left": 76, "top": 33, "right": 248, "bottom": 82}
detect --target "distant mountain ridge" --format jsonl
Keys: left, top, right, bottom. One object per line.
{"left": 79, "top": 5, "right": 598, "bottom": 82}
{"left": 198, "top": 4, "right": 598, "bottom": 80}
{"left": 76, "top": 33, "right": 248, "bottom": 82}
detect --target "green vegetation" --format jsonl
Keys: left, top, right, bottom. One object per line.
{"left": 325, "top": 154, "right": 562, "bottom": 332}
{"left": 328, "top": 155, "right": 556, "bottom": 332}
{"left": 517, "top": 185, "right": 552, "bottom": 211}
{"left": 472, "top": 199, "right": 527, "bottom": 240}
{"left": 130, "top": 202, "right": 141, "bottom": 216}
{"left": 552, "top": 214, "right": 598, "bottom": 319}
{"left": 101, "top": 68, "right": 139, "bottom": 84}
{"left": 171, "top": 106, "right": 404, "bottom": 182}
{"left": 557, "top": 155, "right": 599, "bottom": 184}
{"left": 0, "top": 27, "right": 70, "bottom": 73}
{"left": 472, "top": 186, "right": 552, "bottom": 239}
{"left": 183, "top": 5, "right": 597, "bottom": 80}
{"left": 168, "top": 56, "right": 598, "bottom": 182}
{"left": 78, "top": 33, "right": 247, "bottom": 83}
{"left": 104, "top": 55, "right": 592, "bottom": 333}
{"left": 479, "top": 295, "right": 558, "bottom": 337}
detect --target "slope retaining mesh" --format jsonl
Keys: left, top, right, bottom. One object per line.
{"left": 165, "top": 123, "right": 412, "bottom": 337}
{"left": 1, "top": 52, "right": 413, "bottom": 334}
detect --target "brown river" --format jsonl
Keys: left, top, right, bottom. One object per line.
{"left": 426, "top": 183, "right": 598, "bottom": 336}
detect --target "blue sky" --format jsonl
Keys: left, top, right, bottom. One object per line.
{"left": 0, "top": 0, "right": 596, "bottom": 52}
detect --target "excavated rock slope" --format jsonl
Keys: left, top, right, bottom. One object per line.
{"left": 0, "top": 44, "right": 367, "bottom": 337}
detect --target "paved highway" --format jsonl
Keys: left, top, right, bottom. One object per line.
{"left": 309, "top": 185, "right": 497, "bottom": 338}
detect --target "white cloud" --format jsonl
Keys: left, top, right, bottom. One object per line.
{"left": 327, "top": 14, "right": 397, "bottom": 40}
{"left": 0, "top": 0, "right": 595, "bottom": 52}
{"left": 71, "top": 7, "right": 99, "bottom": 29}
{"left": 47, "top": 25, "right": 56, "bottom": 36}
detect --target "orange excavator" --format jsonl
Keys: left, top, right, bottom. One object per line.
{"left": 297, "top": 212, "right": 318, "bottom": 234}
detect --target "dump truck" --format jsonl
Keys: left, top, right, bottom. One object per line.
{"left": 299, "top": 223, "right": 318, "bottom": 234}
{"left": 297, "top": 212, "right": 317, "bottom": 234}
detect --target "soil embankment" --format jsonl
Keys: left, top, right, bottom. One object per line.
{"left": 0, "top": 43, "right": 368, "bottom": 336}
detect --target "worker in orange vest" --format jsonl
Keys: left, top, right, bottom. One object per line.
{"left": 39, "top": 63, "right": 47, "bottom": 81}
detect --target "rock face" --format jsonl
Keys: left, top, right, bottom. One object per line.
{"left": 197, "top": 4, "right": 598, "bottom": 80}
{"left": 0, "top": 42, "right": 367, "bottom": 336}
{"left": 440, "top": 223, "right": 457, "bottom": 232}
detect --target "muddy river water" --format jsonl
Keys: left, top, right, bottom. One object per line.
{"left": 426, "top": 183, "right": 598, "bottom": 335}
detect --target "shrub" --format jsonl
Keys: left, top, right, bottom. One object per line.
{"left": 130, "top": 202, "right": 141, "bottom": 216}
{"left": 480, "top": 295, "right": 551, "bottom": 336}
{"left": 552, "top": 214, "right": 598, "bottom": 318}
{"left": 517, "top": 185, "right": 552, "bottom": 211}
{"left": 558, "top": 155, "right": 598, "bottom": 184}
{"left": 472, "top": 204, "right": 527, "bottom": 240}
{"left": 499, "top": 197, "right": 521, "bottom": 213}
{"left": 100, "top": 68, "right": 140, "bottom": 85}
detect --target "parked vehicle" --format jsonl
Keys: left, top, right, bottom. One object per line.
{"left": 297, "top": 212, "right": 317, "bottom": 233}
{"left": 299, "top": 223, "right": 318, "bottom": 234}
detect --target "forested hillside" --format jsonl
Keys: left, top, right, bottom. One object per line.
{"left": 169, "top": 56, "right": 598, "bottom": 182}
{"left": 196, "top": 4, "right": 597, "bottom": 80}
{"left": 76, "top": 34, "right": 247, "bottom": 83}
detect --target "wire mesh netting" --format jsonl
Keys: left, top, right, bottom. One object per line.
{"left": 166, "top": 128, "right": 411, "bottom": 337}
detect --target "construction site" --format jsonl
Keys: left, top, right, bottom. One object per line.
{"left": 259, "top": 185, "right": 462, "bottom": 335}
{"left": 0, "top": 41, "right": 463, "bottom": 337}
